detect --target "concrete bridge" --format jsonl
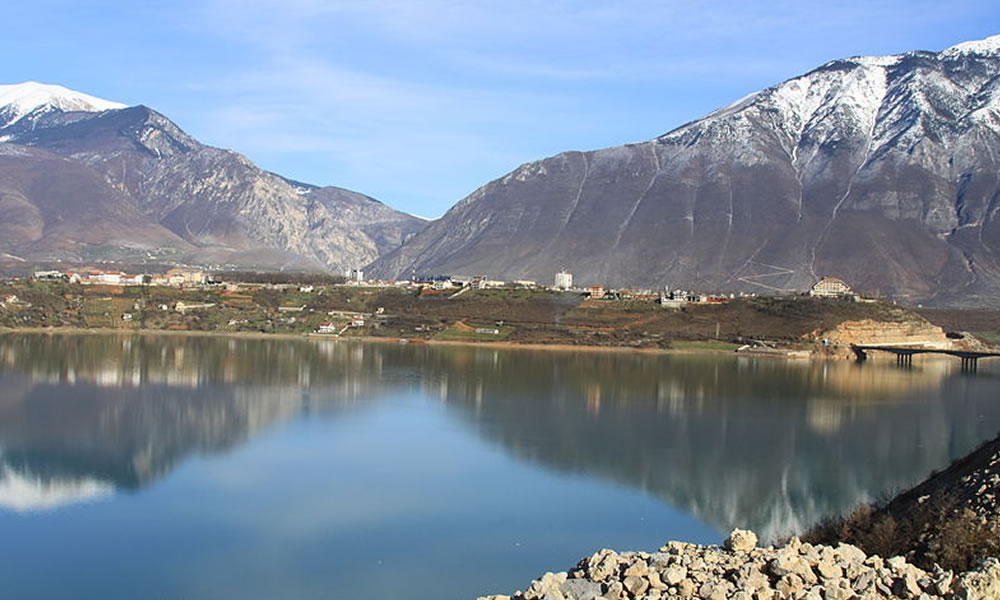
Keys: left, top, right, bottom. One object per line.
{"left": 850, "top": 344, "right": 1000, "bottom": 372}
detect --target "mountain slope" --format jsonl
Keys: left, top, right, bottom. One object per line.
{"left": 0, "top": 83, "right": 427, "bottom": 272}
{"left": 0, "top": 144, "right": 191, "bottom": 261}
{"left": 370, "top": 36, "right": 1000, "bottom": 306}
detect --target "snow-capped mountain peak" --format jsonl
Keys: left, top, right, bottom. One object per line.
{"left": 942, "top": 34, "right": 1000, "bottom": 57}
{"left": 663, "top": 33, "right": 1000, "bottom": 164}
{"left": 0, "top": 81, "right": 127, "bottom": 128}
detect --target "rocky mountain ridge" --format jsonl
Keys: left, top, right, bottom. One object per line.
{"left": 0, "top": 83, "right": 427, "bottom": 272}
{"left": 370, "top": 35, "right": 1000, "bottom": 306}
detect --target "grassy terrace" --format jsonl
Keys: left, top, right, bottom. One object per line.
{"left": 433, "top": 322, "right": 515, "bottom": 341}
{"left": 0, "top": 279, "right": 961, "bottom": 350}
{"left": 669, "top": 340, "right": 743, "bottom": 352}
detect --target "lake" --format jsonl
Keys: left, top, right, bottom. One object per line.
{"left": 2, "top": 333, "right": 1000, "bottom": 599}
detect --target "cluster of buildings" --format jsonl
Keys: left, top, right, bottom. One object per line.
{"left": 586, "top": 285, "right": 750, "bottom": 307}
{"left": 31, "top": 264, "right": 862, "bottom": 305}
{"left": 405, "top": 269, "right": 863, "bottom": 305}
{"left": 33, "top": 268, "right": 208, "bottom": 287}
{"left": 413, "top": 274, "right": 535, "bottom": 291}
{"left": 581, "top": 273, "right": 862, "bottom": 307}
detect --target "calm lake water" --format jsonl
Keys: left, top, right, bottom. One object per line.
{"left": 2, "top": 333, "right": 1000, "bottom": 599}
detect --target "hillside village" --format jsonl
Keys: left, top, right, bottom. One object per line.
{"left": 0, "top": 267, "right": 986, "bottom": 356}
{"left": 28, "top": 266, "right": 865, "bottom": 303}
{"left": 24, "top": 266, "right": 868, "bottom": 316}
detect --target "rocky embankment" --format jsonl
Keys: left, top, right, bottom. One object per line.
{"left": 480, "top": 433, "right": 1000, "bottom": 600}
{"left": 478, "top": 530, "right": 1000, "bottom": 600}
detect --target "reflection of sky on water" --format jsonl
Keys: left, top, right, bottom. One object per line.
{"left": 0, "top": 379, "right": 713, "bottom": 599}
{"left": 2, "top": 334, "right": 1000, "bottom": 598}
{"left": 162, "top": 405, "right": 713, "bottom": 599}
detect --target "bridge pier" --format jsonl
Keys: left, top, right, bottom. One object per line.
{"left": 852, "top": 344, "right": 998, "bottom": 373}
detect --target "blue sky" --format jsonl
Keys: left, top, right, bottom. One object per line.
{"left": 6, "top": 1, "right": 999, "bottom": 217}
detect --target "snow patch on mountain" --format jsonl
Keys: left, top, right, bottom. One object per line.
{"left": 0, "top": 143, "right": 37, "bottom": 157}
{"left": 844, "top": 55, "right": 903, "bottom": 68}
{"left": 654, "top": 34, "right": 1000, "bottom": 173}
{"left": 657, "top": 58, "right": 894, "bottom": 169}
{"left": 943, "top": 34, "right": 1000, "bottom": 57}
{"left": 0, "top": 81, "right": 126, "bottom": 128}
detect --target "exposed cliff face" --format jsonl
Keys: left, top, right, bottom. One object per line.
{"left": 818, "top": 319, "right": 950, "bottom": 349}
{"left": 0, "top": 88, "right": 427, "bottom": 271}
{"left": 370, "top": 36, "right": 1000, "bottom": 306}
{"left": 122, "top": 139, "right": 426, "bottom": 272}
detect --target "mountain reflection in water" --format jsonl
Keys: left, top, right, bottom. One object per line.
{"left": 1, "top": 333, "right": 999, "bottom": 541}
{"left": 0, "top": 334, "right": 396, "bottom": 504}
{"left": 431, "top": 350, "right": 1000, "bottom": 540}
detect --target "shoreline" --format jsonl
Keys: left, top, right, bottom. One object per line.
{"left": 4, "top": 326, "right": 968, "bottom": 368}
{"left": 0, "top": 325, "right": 783, "bottom": 358}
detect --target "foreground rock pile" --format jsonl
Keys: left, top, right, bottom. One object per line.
{"left": 478, "top": 530, "right": 1000, "bottom": 600}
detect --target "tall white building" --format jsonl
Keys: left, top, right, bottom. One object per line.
{"left": 554, "top": 270, "right": 573, "bottom": 290}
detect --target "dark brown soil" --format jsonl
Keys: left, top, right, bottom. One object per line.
{"left": 915, "top": 308, "right": 1000, "bottom": 333}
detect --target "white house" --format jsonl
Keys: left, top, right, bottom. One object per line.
{"left": 810, "top": 277, "right": 853, "bottom": 298}
{"left": 175, "top": 301, "right": 215, "bottom": 313}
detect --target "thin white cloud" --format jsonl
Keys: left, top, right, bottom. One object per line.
{"left": 164, "top": 0, "right": 1000, "bottom": 216}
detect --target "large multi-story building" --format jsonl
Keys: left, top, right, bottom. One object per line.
{"left": 554, "top": 270, "right": 573, "bottom": 290}
{"left": 809, "top": 277, "right": 852, "bottom": 297}
{"left": 151, "top": 268, "right": 206, "bottom": 287}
